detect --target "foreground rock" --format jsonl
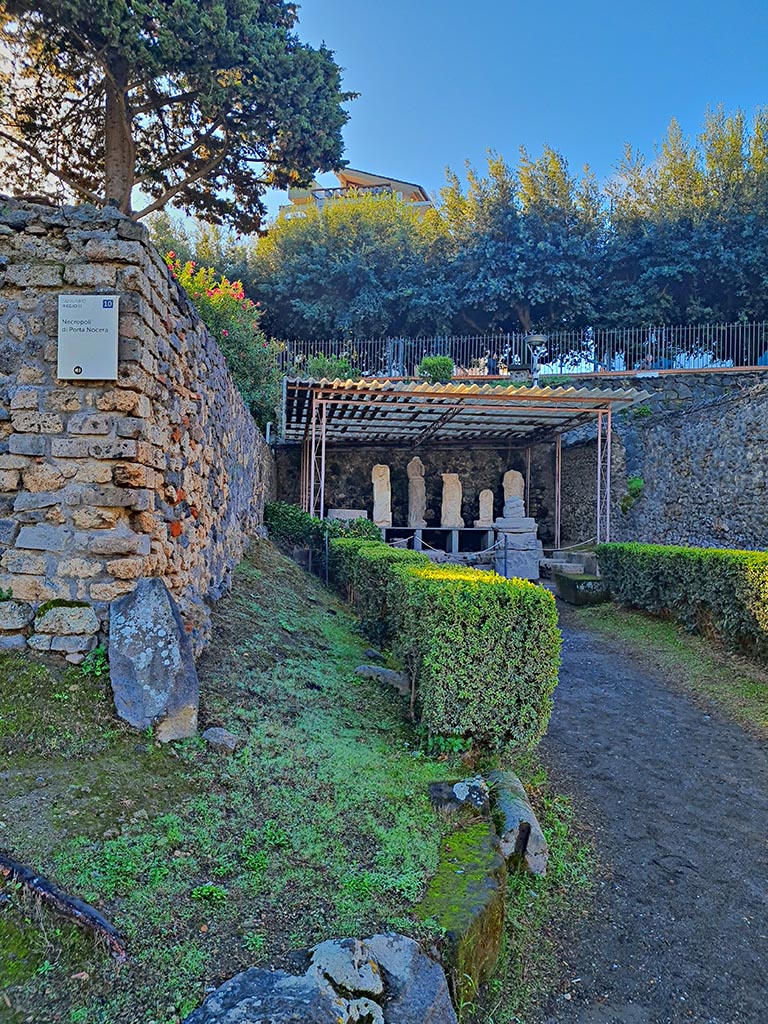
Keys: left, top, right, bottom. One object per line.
{"left": 184, "top": 933, "right": 457, "bottom": 1024}
{"left": 487, "top": 769, "right": 549, "bottom": 875}
{"left": 108, "top": 578, "right": 199, "bottom": 741}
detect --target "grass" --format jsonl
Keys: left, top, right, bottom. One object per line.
{"left": 573, "top": 603, "right": 768, "bottom": 736}
{"left": 461, "top": 761, "right": 594, "bottom": 1024}
{"left": 0, "top": 541, "right": 459, "bottom": 1024}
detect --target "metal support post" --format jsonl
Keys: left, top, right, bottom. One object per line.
{"left": 319, "top": 402, "right": 327, "bottom": 520}
{"left": 596, "top": 410, "right": 603, "bottom": 544}
{"left": 555, "top": 434, "right": 562, "bottom": 550}
{"left": 606, "top": 408, "right": 612, "bottom": 542}
{"left": 309, "top": 400, "right": 317, "bottom": 517}
{"left": 525, "top": 446, "right": 532, "bottom": 516}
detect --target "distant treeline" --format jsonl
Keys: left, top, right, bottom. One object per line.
{"left": 151, "top": 108, "right": 768, "bottom": 340}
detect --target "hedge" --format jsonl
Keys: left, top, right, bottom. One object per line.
{"left": 597, "top": 542, "right": 768, "bottom": 661}
{"left": 264, "top": 502, "right": 381, "bottom": 552}
{"left": 330, "top": 538, "right": 561, "bottom": 754}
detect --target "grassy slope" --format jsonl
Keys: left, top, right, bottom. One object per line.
{"left": 573, "top": 603, "right": 768, "bottom": 737}
{"left": 0, "top": 542, "right": 456, "bottom": 1024}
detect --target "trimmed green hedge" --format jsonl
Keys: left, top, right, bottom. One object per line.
{"left": 331, "top": 538, "right": 561, "bottom": 753}
{"left": 264, "top": 502, "right": 381, "bottom": 552}
{"left": 597, "top": 542, "right": 768, "bottom": 661}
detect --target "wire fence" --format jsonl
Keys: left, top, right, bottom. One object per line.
{"left": 277, "top": 322, "right": 768, "bottom": 377}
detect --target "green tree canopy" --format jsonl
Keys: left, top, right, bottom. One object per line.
{"left": 0, "top": 0, "right": 352, "bottom": 230}
{"left": 248, "top": 192, "right": 453, "bottom": 339}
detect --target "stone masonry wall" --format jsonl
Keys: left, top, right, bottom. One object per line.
{"left": 0, "top": 199, "right": 275, "bottom": 658}
{"left": 560, "top": 371, "right": 768, "bottom": 550}
{"left": 276, "top": 442, "right": 558, "bottom": 542}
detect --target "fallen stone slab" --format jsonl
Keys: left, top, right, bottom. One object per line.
{"left": 108, "top": 578, "right": 198, "bottom": 742}
{"left": 184, "top": 933, "right": 457, "bottom": 1024}
{"left": 0, "top": 600, "right": 34, "bottom": 631}
{"left": 355, "top": 664, "right": 410, "bottom": 696}
{"left": 417, "top": 824, "right": 506, "bottom": 1007}
{"left": 487, "top": 769, "right": 549, "bottom": 876}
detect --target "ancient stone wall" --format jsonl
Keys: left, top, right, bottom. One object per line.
{"left": 560, "top": 372, "right": 768, "bottom": 550}
{"left": 0, "top": 199, "right": 275, "bottom": 658}
{"left": 276, "top": 442, "right": 558, "bottom": 541}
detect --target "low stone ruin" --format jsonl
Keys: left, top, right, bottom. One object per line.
{"left": 185, "top": 933, "right": 457, "bottom": 1024}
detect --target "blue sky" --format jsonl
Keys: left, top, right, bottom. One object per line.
{"left": 266, "top": 0, "right": 768, "bottom": 216}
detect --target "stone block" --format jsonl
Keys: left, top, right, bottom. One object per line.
{"left": 1, "top": 549, "right": 46, "bottom": 575}
{"left": 9, "top": 435, "right": 46, "bottom": 456}
{"left": 48, "top": 390, "right": 83, "bottom": 413}
{"left": 89, "top": 440, "right": 138, "bottom": 460}
{"left": 109, "top": 578, "right": 199, "bottom": 740}
{"left": 0, "top": 455, "right": 30, "bottom": 471}
{"left": 10, "top": 387, "right": 39, "bottom": 410}
{"left": 58, "top": 558, "right": 103, "bottom": 579}
{"left": 202, "top": 727, "right": 243, "bottom": 754}
{"left": 89, "top": 580, "right": 137, "bottom": 602}
{"left": 0, "top": 520, "right": 20, "bottom": 546}
{"left": 27, "top": 633, "right": 52, "bottom": 651}
{"left": 0, "top": 600, "right": 35, "bottom": 630}
{"left": 14, "top": 491, "right": 62, "bottom": 513}
{"left": 50, "top": 634, "right": 98, "bottom": 654}
{"left": 0, "top": 469, "right": 20, "bottom": 491}
{"left": 113, "top": 463, "right": 152, "bottom": 488}
{"left": 96, "top": 390, "right": 141, "bottom": 414}
{"left": 105, "top": 557, "right": 145, "bottom": 580}
{"left": 11, "top": 411, "right": 63, "bottom": 433}
{"left": 115, "top": 417, "right": 144, "bottom": 439}
{"left": 74, "top": 463, "right": 113, "bottom": 484}
{"left": 67, "top": 413, "right": 113, "bottom": 435}
{"left": 71, "top": 507, "right": 121, "bottom": 529}
{"left": 75, "top": 526, "right": 150, "bottom": 556}
{"left": 50, "top": 437, "right": 91, "bottom": 458}
{"left": 65, "top": 484, "right": 151, "bottom": 510}
{"left": 0, "top": 574, "right": 56, "bottom": 602}
{"left": 0, "top": 634, "right": 26, "bottom": 651}
{"left": 16, "top": 524, "right": 69, "bottom": 551}
{"left": 22, "top": 463, "right": 65, "bottom": 493}
{"left": 35, "top": 603, "right": 100, "bottom": 636}
{"left": 63, "top": 264, "right": 118, "bottom": 287}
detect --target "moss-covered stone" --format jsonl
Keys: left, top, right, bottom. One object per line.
{"left": 416, "top": 822, "right": 507, "bottom": 1007}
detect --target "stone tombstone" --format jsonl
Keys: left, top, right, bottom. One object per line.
{"left": 108, "top": 578, "right": 199, "bottom": 742}
{"left": 440, "top": 473, "right": 464, "bottom": 528}
{"left": 406, "top": 456, "right": 428, "bottom": 528}
{"left": 474, "top": 488, "right": 494, "bottom": 527}
{"left": 371, "top": 464, "right": 392, "bottom": 527}
{"left": 503, "top": 469, "right": 525, "bottom": 502}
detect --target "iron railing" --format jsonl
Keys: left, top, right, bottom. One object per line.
{"left": 277, "top": 321, "right": 768, "bottom": 378}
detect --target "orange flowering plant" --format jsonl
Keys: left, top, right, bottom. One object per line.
{"left": 166, "top": 253, "right": 282, "bottom": 430}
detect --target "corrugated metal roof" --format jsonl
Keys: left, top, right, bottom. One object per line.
{"left": 282, "top": 378, "right": 649, "bottom": 446}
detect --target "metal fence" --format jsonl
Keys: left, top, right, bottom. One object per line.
{"left": 277, "top": 322, "right": 768, "bottom": 377}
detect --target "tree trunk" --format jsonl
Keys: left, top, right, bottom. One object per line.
{"left": 513, "top": 303, "right": 532, "bottom": 333}
{"left": 104, "top": 62, "right": 135, "bottom": 214}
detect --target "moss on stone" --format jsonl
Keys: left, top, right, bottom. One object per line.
{"left": 35, "top": 598, "right": 90, "bottom": 618}
{"left": 416, "top": 822, "right": 507, "bottom": 1007}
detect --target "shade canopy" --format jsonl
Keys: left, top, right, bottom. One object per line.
{"left": 282, "top": 377, "right": 649, "bottom": 447}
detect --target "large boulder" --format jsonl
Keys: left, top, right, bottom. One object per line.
{"left": 184, "top": 933, "right": 457, "bottom": 1024}
{"left": 108, "top": 578, "right": 198, "bottom": 741}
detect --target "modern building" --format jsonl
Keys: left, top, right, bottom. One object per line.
{"left": 281, "top": 168, "right": 432, "bottom": 218}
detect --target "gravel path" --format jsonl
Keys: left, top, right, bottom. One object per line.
{"left": 537, "top": 606, "right": 768, "bottom": 1024}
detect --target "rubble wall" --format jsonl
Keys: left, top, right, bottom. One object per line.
{"left": 0, "top": 199, "right": 275, "bottom": 657}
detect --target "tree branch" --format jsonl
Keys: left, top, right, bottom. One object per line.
{"left": 0, "top": 129, "right": 102, "bottom": 205}
{"left": 134, "top": 150, "right": 228, "bottom": 219}
{"left": 131, "top": 88, "right": 201, "bottom": 117}
{"left": 133, "top": 117, "right": 227, "bottom": 185}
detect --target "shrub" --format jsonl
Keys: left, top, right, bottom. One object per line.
{"left": 264, "top": 502, "right": 381, "bottom": 554}
{"left": 417, "top": 355, "right": 454, "bottom": 384}
{"left": 597, "top": 542, "right": 768, "bottom": 662}
{"left": 166, "top": 254, "right": 282, "bottom": 431}
{"left": 330, "top": 537, "right": 561, "bottom": 754}
{"left": 305, "top": 353, "right": 361, "bottom": 381}
{"left": 619, "top": 476, "right": 644, "bottom": 514}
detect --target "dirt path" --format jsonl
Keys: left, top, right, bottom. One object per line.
{"left": 537, "top": 605, "right": 768, "bottom": 1024}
